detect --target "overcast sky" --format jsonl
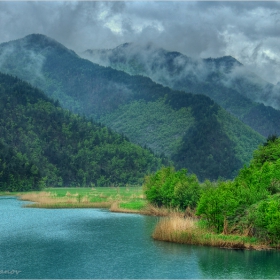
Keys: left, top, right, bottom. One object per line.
{"left": 1, "top": 1, "right": 280, "bottom": 84}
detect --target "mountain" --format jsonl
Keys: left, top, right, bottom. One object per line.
{"left": 83, "top": 42, "right": 280, "bottom": 137}
{"left": 0, "top": 72, "right": 164, "bottom": 191}
{"left": 0, "top": 34, "right": 265, "bottom": 181}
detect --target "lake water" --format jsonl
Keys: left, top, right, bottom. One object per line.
{"left": 1, "top": 196, "right": 280, "bottom": 279}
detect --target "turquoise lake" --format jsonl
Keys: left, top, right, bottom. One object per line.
{"left": 1, "top": 196, "right": 280, "bottom": 279}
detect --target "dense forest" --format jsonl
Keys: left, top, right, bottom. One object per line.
{"left": 144, "top": 135, "right": 280, "bottom": 245}
{"left": 84, "top": 42, "right": 280, "bottom": 137}
{"left": 0, "top": 73, "right": 165, "bottom": 191}
{"left": 0, "top": 34, "right": 265, "bottom": 181}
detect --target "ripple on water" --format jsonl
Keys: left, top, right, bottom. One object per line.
{"left": 0, "top": 197, "right": 280, "bottom": 279}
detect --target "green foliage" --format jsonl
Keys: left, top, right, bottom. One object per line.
{"left": 196, "top": 181, "right": 238, "bottom": 233}
{"left": 217, "top": 108, "right": 264, "bottom": 165}
{"left": 252, "top": 136, "right": 280, "bottom": 166}
{"left": 251, "top": 195, "right": 280, "bottom": 243}
{"left": 172, "top": 102, "right": 242, "bottom": 180}
{"left": 0, "top": 141, "right": 46, "bottom": 191}
{"left": 144, "top": 166, "right": 201, "bottom": 210}
{"left": 0, "top": 34, "right": 264, "bottom": 181}
{"left": 197, "top": 135, "right": 280, "bottom": 241}
{"left": 0, "top": 72, "right": 164, "bottom": 191}
{"left": 87, "top": 43, "right": 280, "bottom": 138}
{"left": 100, "top": 99, "right": 194, "bottom": 157}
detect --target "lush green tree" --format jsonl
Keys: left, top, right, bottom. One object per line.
{"left": 197, "top": 135, "right": 280, "bottom": 238}
{"left": 144, "top": 166, "right": 201, "bottom": 210}
{"left": 196, "top": 181, "right": 238, "bottom": 233}
{"left": 248, "top": 195, "right": 280, "bottom": 244}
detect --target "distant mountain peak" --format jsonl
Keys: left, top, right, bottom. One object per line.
{"left": 204, "top": 55, "right": 243, "bottom": 70}
{"left": 112, "top": 41, "right": 165, "bottom": 53}
{"left": 24, "top": 34, "right": 75, "bottom": 53}
{"left": 0, "top": 33, "right": 77, "bottom": 57}
{"left": 24, "top": 33, "right": 53, "bottom": 41}
{"left": 117, "top": 42, "right": 133, "bottom": 49}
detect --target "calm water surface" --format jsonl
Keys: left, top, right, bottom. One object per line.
{"left": 1, "top": 196, "right": 280, "bottom": 279}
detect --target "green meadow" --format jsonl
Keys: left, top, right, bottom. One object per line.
{"left": 6, "top": 186, "right": 148, "bottom": 212}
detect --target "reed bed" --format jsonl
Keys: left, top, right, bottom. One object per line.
{"left": 19, "top": 187, "right": 147, "bottom": 210}
{"left": 20, "top": 192, "right": 77, "bottom": 204}
{"left": 152, "top": 216, "right": 267, "bottom": 250}
{"left": 20, "top": 192, "right": 111, "bottom": 208}
{"left": 142, "top": 204, "right": 185, "bottom": 217}
{"left": 152, "top": 216, "right": 196, "bottom": 242}
{"left": 110, "top": 203, "right": 189, "bottom": 216}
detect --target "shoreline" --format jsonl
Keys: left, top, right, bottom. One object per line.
{"left": 3, "top": 192, "right": 277, "bottom": 251}
{"left": 151, "top": 216, "right": 277, "bottom": 251}
{"left": 22, "top": 198, "right": 277, "bottom": 251}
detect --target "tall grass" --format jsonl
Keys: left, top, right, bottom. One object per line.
{"left": 152, "top": 216, "right": 269, "bottom": 250}
{"left": 19, "top": 189, "right": 192, "bottom": 217}
{"left": 19, "top": 187, "right": 148, "bottom": 211}
{"left": 20, "top": 192, "right": 111, "bottom": 208}
{"left": 0, "top": 191, "right": 12, "bottom": 196}
{"left": 142, "top": 205, "right": 185, "bottom": 217}
{"left": 152, "top": 216, "right": 196, "bottom": 242}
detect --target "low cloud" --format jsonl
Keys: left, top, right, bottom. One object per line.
{"left": 1, "top": 1, "right": 280, "bottom": 84}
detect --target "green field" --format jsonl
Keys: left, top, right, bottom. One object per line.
{"left": 47, "top": 186, "right": 143, "bottom": 199}
{"left": 3, "top": 186, "right": 148, "bottom": 212}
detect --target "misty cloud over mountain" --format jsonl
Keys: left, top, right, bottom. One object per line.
{"left": 1, "top": 1, "right": 280, "bottom": 84}
{"left": 83, "top": 42, "right": 280, "bottom": 111}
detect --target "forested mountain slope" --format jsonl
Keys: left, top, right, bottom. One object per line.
{"left": 0, "top": 72, "right": 164, "bottom": 191}
{"left": 83, "top": 43, "right": 280, "bottom": 137}
{"left": 0, "top": 34, "right": 265, "bottom": 180}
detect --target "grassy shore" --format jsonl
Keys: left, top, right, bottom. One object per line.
{"left": 1, "top": 187, "right": 273, "bottom": 250}
{"left": 17, "top": 187, "right": 189, "bottom": 217}
{"left": 152, "top": 215, "right": 272, "bottom": 250}
{"left": 0, "top": 191, "right": 14, "bottom": 196}
{"left": 17, "top": 187, "right": 146, "bottom": 210}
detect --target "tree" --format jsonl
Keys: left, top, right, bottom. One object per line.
{"left": 196, "top": 181, "right": 238, "bottom": 233}
{"left": 144, "top": 166, "right": 201, "bottom": 210}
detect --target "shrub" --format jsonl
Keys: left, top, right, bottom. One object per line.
{"left": 143, "top": 166, "right": 201, "bottom": 210}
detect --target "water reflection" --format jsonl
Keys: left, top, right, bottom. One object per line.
{"left": 195, "top": 246, "right": 280, "bottom": 279}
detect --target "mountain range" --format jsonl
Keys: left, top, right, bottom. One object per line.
{"left": 83, "top": 42, "right": 280, "bottom": 137}
{"left": 0, "top": 34, "right": 266, "bottom": 181}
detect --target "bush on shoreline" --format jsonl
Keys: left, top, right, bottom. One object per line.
{"left": 147, "top": 136, "right": 280, "bottom": 247}
{"left": 144, "top": 167, "right": 201, "bottom": 210}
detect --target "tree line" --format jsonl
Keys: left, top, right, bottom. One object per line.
{"left": 144, "top": 135, "right": 280, "bottom": 245}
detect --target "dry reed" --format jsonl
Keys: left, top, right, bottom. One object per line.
{"left": 152, "top": 216, "right": 196, "bottom": 243}
{"left": 81, "top": 195, "right": 90, "bottom": 204}
{"left": 152, "top": 216, "right": 266, "bottom": 250}
{"left": 20, "top": 192, "right": 86, "bottom": 207}
{"left": 19, "top": 191, "right": 126, "bottom": 209}
{"left": 141, "top": 204, "right": 184, "bottom": 217}
{"left": 98, "top": 193, "right": 107, "bottom": 198}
